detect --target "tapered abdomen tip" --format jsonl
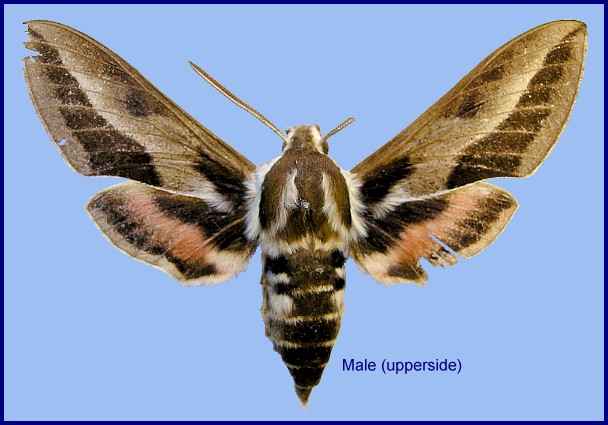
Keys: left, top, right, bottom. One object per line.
{"left": 262, "top": 250, "right": 346, "bottom": 408}
{"left": 296, "top": 385, "right": 313, "bottom": 409}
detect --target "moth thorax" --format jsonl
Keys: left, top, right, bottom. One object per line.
{"left": 283, "top": 125, "right": 328, "bottom": 154}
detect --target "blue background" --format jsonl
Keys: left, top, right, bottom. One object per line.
{"left": 4, "top": 4, "right": 604, "bottom": 421}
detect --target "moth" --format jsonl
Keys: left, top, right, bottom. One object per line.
{"left": 24, "top": 20, "right": 586, "bottom": 407}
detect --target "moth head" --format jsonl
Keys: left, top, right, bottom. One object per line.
{"left": 283, "top": 118, "right": 355, "bottom": 154}
{"left": 189, "top": 61, "right": 355, "bottom": 152}
{"left": 283, "top": 125, "right": 327, "bottom": 153}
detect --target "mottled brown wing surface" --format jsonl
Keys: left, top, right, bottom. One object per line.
{"left": 350, "top": 21, "right": 587, "bottom": 285}
{"left": 23, "top": 20, "right": 254, "bottom": 211}
{"left": 353, "top": 21, "right": 586, "bottom": 199}
{"left": 23, "top": 20, "right": 258, "bottom": 283}
{"left": 88, "top": 182, "right": 256, "bottom": 285}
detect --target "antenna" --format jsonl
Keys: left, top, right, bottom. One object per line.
{"left": 323, "top": 117, "right": 355, "bottom": 142}
{"left": 189, "top": 62, "right": 288, "bottom": 143}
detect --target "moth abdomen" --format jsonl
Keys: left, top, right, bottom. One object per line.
{"left": 261, "top": 250, "right": 346, "bottom": 407}
{"left": 24, "top": 20, "right": 587, "bottom": 408}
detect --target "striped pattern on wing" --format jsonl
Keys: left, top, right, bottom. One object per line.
{"left": 351, "top": 182, "right": 518, "bottom": 285}
{"left": 353, "top": 21, "right": 587, "bottom": 207}
{"left": 23, "top": 20, "right": 254, "bottom": 210}
{"left": 350, "top": 21, "right": 586, "bottom": 285}
{"left": 88, "top": 182, "right": 256, "bottom": 285}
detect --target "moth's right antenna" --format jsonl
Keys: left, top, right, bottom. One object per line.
{"left": 190, "top": 62, "right": 288, "bottom": 144}
{"left": 323, "top": 117, "right": 355, "bottom": 142}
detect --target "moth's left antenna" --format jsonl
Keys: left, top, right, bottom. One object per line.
{"left": 190, "top": 62, "right": 288, "bottom": 144}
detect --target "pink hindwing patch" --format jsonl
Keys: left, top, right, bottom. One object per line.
{"left": 24, "top": 20, "right": 587, "bottom": 407}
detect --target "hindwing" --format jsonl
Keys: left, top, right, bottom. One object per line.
{"left": 23, "top": 20, "right": 257, "bottom": 283}
{"left": 88, "top": 182, "right": 255, "bottom": 285}
{"left": 351, "top": 21, "right": 587, "bottom": 285}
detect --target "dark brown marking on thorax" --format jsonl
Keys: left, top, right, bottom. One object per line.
{"left": 259, "top": 146, "right": 351, "bottom": 241}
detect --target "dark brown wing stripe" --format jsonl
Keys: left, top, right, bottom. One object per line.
{"left": 89, "top": 192, "right": 218, "bottom": 279}
{"left": 351, "top": 183, "right": 518, "bottom": 285}
{"left": 27, "top": 33, "right": 163, "bottom": 186}
{"left": 153, "top": 195, "right": 250, "bottom": 251}
{"left": 87, "top": 182, "right": 256, "bottom": 284}
{"left": 358, "top": 198, "right": 448, "bottom": 254}
{"left": 359, "top": 156, "right": 413, "bottom": 205}
{"left": 194, "top": 150, "right": 248, "bottom": 204}
{"left": 25, "top": 21, "right": 256, "bottom": 206}
{"left": 352, "top": 21, "right": 586, "bottom": 202}
{"left": 446, "top": 28, "right": 584, "bottom": 189}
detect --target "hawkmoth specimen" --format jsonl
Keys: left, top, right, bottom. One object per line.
{"left": 24, "top": 20, "right": 586, "bottom": 407}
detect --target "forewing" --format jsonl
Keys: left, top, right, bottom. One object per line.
{"left": 351, "top": 182, "right": 517, "bottom": 285}
{"left": 23, "top": 20, "right": 254, "bottom": 210}
{"left": 353, "top": 20, "right": 587, "bottom": 204}
{"left": 350, "top": 21, "right": 586, "bottom": 285}
{"left": 88, "top": 182, "right": 256, "bottom": 285}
